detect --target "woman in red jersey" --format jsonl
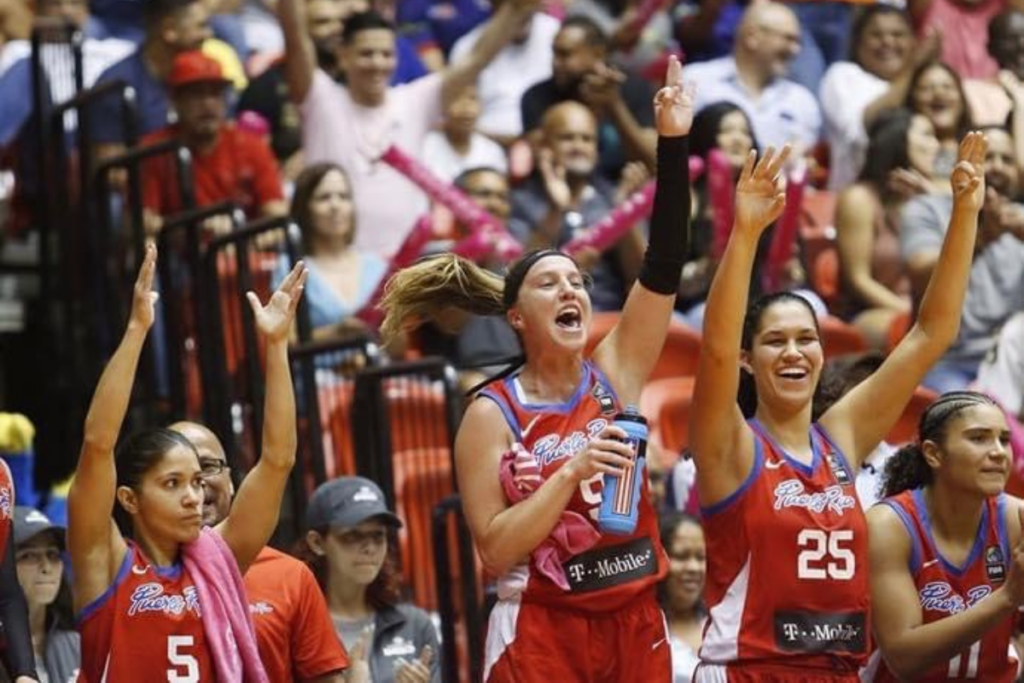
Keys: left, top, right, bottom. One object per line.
{"left": 688, "top": 131, "right": 988, "bottom": 682}
{"left": 866, "top": 391, "right": 1024, "bottom": 682}
{"left": 67, "top": 245, "right": 307, "bottom": 682}
{"left": 380, "top": 56, "right": 696, "bottom": 682}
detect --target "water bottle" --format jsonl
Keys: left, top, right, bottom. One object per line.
{"left": 598, "top": 405, "right": 648, "bottom": 535}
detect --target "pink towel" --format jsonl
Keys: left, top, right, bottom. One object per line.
{"left": 499, "top": 444, "right": 601, "bottom": 590}
{"left": 182, "top": 528, "right": 268, "bottom": 683}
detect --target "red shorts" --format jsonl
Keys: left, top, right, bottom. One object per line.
{"left": 694, "top": 661, "right": 861, "bottom": 682}
{"left": 484, "top": 592, "right": 670, "bottom": 682}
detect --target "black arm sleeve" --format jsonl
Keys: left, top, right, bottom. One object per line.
{"left": 638, "top": 135, "right": 691, "bottom": 295}
{"left": 0, "top": 523, "right": 36, "bottom": 679}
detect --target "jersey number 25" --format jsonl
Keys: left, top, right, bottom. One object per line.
{"left": 797, "top": 529, "right": 855, "bottom": 580}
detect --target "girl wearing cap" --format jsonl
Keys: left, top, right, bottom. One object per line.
{"left": 299, "top": 476, "right": 439, "bottom": 683}
{"left": 379, "top": 56, "right": 704, "bottom": 682}
{"left": 687, "top": 129, "right": 988, "bottom": 680}
{"left": 12, "top": 506, "right": 79, "bottom": 683}
{"left": 67, "top": 245, "right": 307, "bottom": 682}
{"left": 866, "top": 391, "right": 1024, "bottom": 681}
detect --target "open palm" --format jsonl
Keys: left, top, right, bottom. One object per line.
{"left": 653, "top": 55, "right": 695, "bottom": 137}
{"left": 248, "top": 261, "right": 307, "bottom": 343}
{"left": 130, "top": 242, "right": 159, "bottom": 331}
{"left": 950, "top": 131, "right": 987, "bottom": 214}
{"left": 734, "top": 146, "right": 791, "bottom": 237}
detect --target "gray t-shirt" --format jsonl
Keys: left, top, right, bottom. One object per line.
{"left": 901, "top": 193, "right": 1024, "bottom": 363}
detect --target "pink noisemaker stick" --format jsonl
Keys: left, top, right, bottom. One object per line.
{"left": 708, "top": 149, "right": 735, "bottom": 260}
{"left": 761, "top": 160, "right": 807, "bottom": 293}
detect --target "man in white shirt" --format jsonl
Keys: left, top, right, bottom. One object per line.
{"left": 449, "top": 0, "right": 560, "bottom": 142}
{"left": 685, "top": 1, "right": 821, "bottom": 152}
{"left": 280, "top": 0, "right": 539, "bottom": 259}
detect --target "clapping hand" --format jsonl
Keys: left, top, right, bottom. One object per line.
{"left": 395, "top": 645, "right": 434, "bottom": 683}
{"left": 246, "top": 261, "right": 307, "bottom": 344}
{"left": 653, "top": 55, "right": 695, "bottom": 138}
{"left": 734, "top": 145, "right": 791, "bottom": 237}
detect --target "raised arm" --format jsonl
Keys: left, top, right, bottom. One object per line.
{"left": 279, "top": 0, "right": 315, "bottom": 103}
{"left": 869, "top": 502, "right": 1024, "bottom": 680}
{"left": 591, "top": 56, "right": 693, "bottom": 406}
{"left": 68, "top": 245, "right": 157, "bottom": 611}
{"left": 440, "top": 0, "right": 541, "bottom": 108}
{"left": 821, "top": 132, "right": 986, "bottom": 467}
{"left": 217, "top": 262, "right": 306, "bottom": 573}
{"left": 688, "top": 146, "right": 790, "bottom": 507}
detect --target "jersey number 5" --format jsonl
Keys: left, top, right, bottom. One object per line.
{"left": 168, "top": 635, "right": 199, "bottom": 682}
{"left": 797, "top": 529, "right": 855, "bottom": 580}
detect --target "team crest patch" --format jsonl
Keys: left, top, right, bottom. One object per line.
{"left": 825, "top": 452, "right": 851, "bottom": 486}
{"left": 591, "top": 383, "right": 616, "bottom": 415}
{"left": 985, "top": 545, "right": 1007, "bottom": 583}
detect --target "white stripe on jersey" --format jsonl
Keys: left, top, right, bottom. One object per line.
{"left": 694, "top": 662, "right": 729, "bottom": 682}
{"left": 483, "top": 599, "right": 523, "bottom": 682}
{"left": 700, "top": 554, "right": 752, "bottom": 663}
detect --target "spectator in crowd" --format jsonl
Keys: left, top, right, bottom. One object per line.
{"left": 168, "top": 421, "right": 349, "bottom": 683}
{"left": 140, "top": 51, "right": 286, "bottom": 235}
{"left": 780, "top": 0, "right": 854, "bottom": 94}
{"left": 965, "top": 8, "right": 1024, "bottom": 126}
{"left": 0, "top": 0, "right": 30, "bottom": 51}
{"left": 675, "top": 101, "right": 756, "bottom": 329}
{"left": 90, "top": 0, "right": 245, "bottom": 155}
{"left": 276, "top": 162, "right": 386, "bottom": 341}
{"left": 509, "top": 101, "right": 646, "bottom": 312}
{"left": 674, "top": 0, "right": 745, "bottom": 65}
{"left": 88, "top": 0, "right": 249, "bottom": 59}
{"left": 659, "top": 513, "right": 706, "bottom": 683}
{"left": 12, "top": 506, "right": 79, "bottom": 683}
{"left": 686, "top": 1, "right": 821, "bottom": 152}
{"left": 910, "top": 0, "right": 1006, "bottom": 80}
{"left": 298, "top": 476, "right": 440, "bottom": 683}
{"left": 396, "top": 0, "right": 492, "bottom": 69}
{"left": 449, "top": 0, "right": 560, "bottom": 142}
{"left": 521, "top": 15, "right": 656, "bottom": 178}
{"left": 835, "top": 109, "right": 939, "bottom": 349}
{"left": 975, "top": 312, "right": 1024, "bottom": 421}
{"left": 902, "top": 125, "right": 1024, "bottom": 393}
{"left": 563, "top": 0, "right": 677, "bottom": 73}
{"left": 423, "top": 85, "right": 508, "bottom": 182}
{"left": 905, "top": 61, "right": 972, "bottom": 177}
{"left": 280, "top": 0, "right": 540, "bottom": 260}
{"left": 819, "top": 5, "right": 933, "bottom": 190}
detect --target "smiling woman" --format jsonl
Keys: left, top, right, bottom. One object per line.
{"left": 379, "top": 55, "right": 695, "bottom": 683}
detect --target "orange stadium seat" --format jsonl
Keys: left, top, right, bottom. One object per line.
{"left": 639, "top": 377, "right": 695, "bottom": 466}
{"left": 585, "top": 313, "right": 702, "bottom": 381}
{"left": 886, "top": 386, "right": 938, "bottom": 446}
{"left": 886, "top": 310, "right": 913, "bottom": 353}
{"left": 819, "top": 315, "right": 868, "bottom": 359}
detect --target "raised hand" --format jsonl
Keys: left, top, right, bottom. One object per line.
{"left": 129, "top": 242, "right": 159, "bottom": 332}
{"left": 538, "top": 148, "right": 572, "bottom": 210}
{"left": 734, "top": 145, "right": 791, "bottom": 237}
{"left": 950, "top": 131, "right": 987, "bottom": 213}
{"left": 246, "top": 261, "right": 307, "bottom": 344}
{"left": 653, "top": 55, "right": 695, "bottom": 138}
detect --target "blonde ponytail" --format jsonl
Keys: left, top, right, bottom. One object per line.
{"left": 379, "top": 254, "right": 506, "bottom": 343}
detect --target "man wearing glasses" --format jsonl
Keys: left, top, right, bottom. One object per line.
{"left": 170, "top": 421, "right": 348, "bottom": 683}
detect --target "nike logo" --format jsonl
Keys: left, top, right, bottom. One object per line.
{"left": 652, "top": 638, "right": 666, "bottom": 650}
{"left": 765, "top": 459, "right": 784, "bottom": 470}
{"left": 521, "top": 415, "right": 543, "bottom": 442}
{"left": 131, "top": 564, "right": 149, "bottom": 576}
{"left": 923, "top": 558, "right": 940, "bottom": 568}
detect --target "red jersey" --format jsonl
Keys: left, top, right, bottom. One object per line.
{"left": 699, "top": 420, "right": 869, "bottom": 674}
{"left": 478, "top": 361, "right": 667, "bottom": 613}
{"left": 869, "top": 490, "right": 1016, "bottom": 682}
{"left": 245, "top": 547, "right": 349, "bottom": 682}
{"left": 0, "top": 459, "right": 13, "bottom": 558}
{"left": 78, "top": 542, "right": 216, "bottom": 682}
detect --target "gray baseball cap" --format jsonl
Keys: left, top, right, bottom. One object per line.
{"left": 13, "top": 506, "right": 65, "bottom": 548}
{"left": 306, "top": 477, "right": 402, "bottom": 530}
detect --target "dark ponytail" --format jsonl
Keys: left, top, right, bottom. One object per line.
{"left": 880, "top": 391, "right": 998, "bottom": 498}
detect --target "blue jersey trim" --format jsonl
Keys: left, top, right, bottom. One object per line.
{"left": 589, "top": 363, "right": 620, "bottom": 407}
{"left": 476, "top": 389, "right": 523, "bottom": 442}
{"left": 881, "top": 499, "right": 923, "bottom": 574}
{"left": 749, "top": 419, "right": 820, "bottom": 477}
{"left": 812, "top": 423, "right": 857, "bottom": 484}
{"left": 76, "top": 547, "right": 133, "bottom": 625}
{"left": 913, "top": 488, "right": 988, "bottom": 578}
{"left": 997, "top": 494, "right": 1012, "bottom": 573}
{"left": 506, "top": 363, "right": 594, "bottom": 414}
{"left": 700, "top": 435, "right": 765, "bottom": 517}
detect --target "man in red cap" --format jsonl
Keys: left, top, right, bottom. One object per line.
{"left": 142, "top": 50, "right": 287, "bottom": 236}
